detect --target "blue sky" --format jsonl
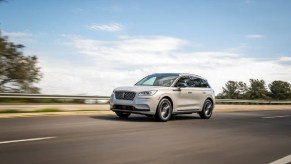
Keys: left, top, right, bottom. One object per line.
{"left": 1, "top": 0, "right": 291, "bottom": 95}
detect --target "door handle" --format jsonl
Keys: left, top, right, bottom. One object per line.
{"left": 173, "top": 88, "right": 181, "bottom": 91}
{"left": 188, "top": 92, "right": 192, "bottom": 94}
{"left": 202, "top": 92, "right": 206, "bottom": 94}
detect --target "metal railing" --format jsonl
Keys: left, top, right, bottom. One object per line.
{"left": 0, "top": 93, "right": 110, "bottom": 100}
{"left": 216, "top": 99, "right": 291, "bottom": 104}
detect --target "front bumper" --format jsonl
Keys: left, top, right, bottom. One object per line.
{"left": 110, "top": 94, "right": 159, "bottom": 115}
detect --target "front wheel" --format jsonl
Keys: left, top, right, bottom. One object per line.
{"left": 155, "top": 98, "right": 172, "bottom": 122}
{"left": 199, "top": 99, "right": 213, "bottom": 119}
{"left": 115, "top": 111, "right": 131, "bottom": 118}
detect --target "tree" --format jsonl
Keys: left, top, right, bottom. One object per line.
{"left": 269, "top": 80, "right": 291, "bottom": 100}
{"left": 0, "top": 35, "right": 42, "bottom": 93}
{"left": 236, "top": 81, "right": 248, "bottom": 98}
{"left": 247, "top": 79, "right": 268, "bottom": 99}
{"left": 220, "top": 81, "right": 248, "bottom": 99}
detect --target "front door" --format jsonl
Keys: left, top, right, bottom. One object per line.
{"left": 172, "top": 76, "right": 197, "bottom": 111}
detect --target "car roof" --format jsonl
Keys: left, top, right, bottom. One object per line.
{"left": 152, "top": 73, "right": 205, "bottom": 79}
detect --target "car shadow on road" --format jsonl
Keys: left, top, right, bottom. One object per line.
{"left": 90, "top": 114, "right": 201, "bottom": 122}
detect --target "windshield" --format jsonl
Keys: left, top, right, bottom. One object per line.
{"left": 135, "top": 74, "right": 178, "bottom": 87}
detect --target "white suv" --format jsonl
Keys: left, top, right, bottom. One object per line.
{"left": 110, "top": 73, "right": 215, "bottom": 121}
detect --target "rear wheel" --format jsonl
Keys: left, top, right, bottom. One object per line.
{"left": 115, "top": 111, "right": 131, "bottom": 118}
{"left": 155, "top": 98, "right": 172, "bottom": 122}
{"left": 199, "top": 99, "right": 213, "bottom": 119}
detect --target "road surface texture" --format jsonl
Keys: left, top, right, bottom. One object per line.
{"left": 0, "top": 110, "right": 291, "bottom": 164}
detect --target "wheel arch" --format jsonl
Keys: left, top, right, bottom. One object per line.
{"left": 155, "top": 96, "right": 174, "bottom": 121}
{"left": 205, "top": 97, "right": 214, "bottom": 104}
{"left": 161, "top": 96, "right": 173, "bottom": 108}
{"left": 204, "top": 97, "right": 215, "bottom": 109}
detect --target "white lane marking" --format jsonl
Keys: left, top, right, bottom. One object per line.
{"left": 270, "top": 154, "right": 291, "bottom": 164}
{"left": 262, "top": 115, "right": 290, "bottom": 119}
{"left": 0, "top": 136, "right": 56, "bottom": 144}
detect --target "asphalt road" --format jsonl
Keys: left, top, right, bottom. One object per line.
{"left": 0, "top": 110, "right": 291, "bottom": 164}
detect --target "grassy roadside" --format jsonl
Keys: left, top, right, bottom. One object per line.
{"left": 0, "top": 109, "right": 114, "bottom": 119}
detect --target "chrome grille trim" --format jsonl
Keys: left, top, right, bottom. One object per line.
{"left": 115, "top": 91, "right": 136, "bottom": 100}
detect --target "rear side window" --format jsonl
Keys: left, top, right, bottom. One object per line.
{"left": 201, "top": 79, "right": 211, "bottom": 88}
{"left": 174, "top": 76, "right": 211, "bottom": 88}
{"left": 187, "top": 77, "right": 211, "bottom": 88}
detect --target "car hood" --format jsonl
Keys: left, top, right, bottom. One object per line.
{"left": 114, "top": 86, "right": 169, "bottom": 93}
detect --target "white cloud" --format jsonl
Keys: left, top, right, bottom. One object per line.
{"left": 223, "top": 43, "right": 248, "bottom": 53}
{"left": 279, "top": 56, "right": 291, "bottom": 62}
{"left": 1, "top": 30, "right": 38, "bottom": 44}
{"left": 89, "top": 23, "right": 123, "bottom": 32}
{"left": 245, "top": 34, "right": 264, "bottom": 39}
{"left": 37, "top": 35, "right": 291, "bottom": 96}
{"left": 2, "top": 30, "right": 37, "bottom": 38}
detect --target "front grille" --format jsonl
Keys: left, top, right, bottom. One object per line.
{"left": 113, "top": 105, "right": 134, "bottom": 111}
{"left": 115, "top": 91, "right": 136, "bottom": 100}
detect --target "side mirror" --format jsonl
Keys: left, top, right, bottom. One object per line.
{"left": 177, "top": 82, "right": 187, "bottom": 88}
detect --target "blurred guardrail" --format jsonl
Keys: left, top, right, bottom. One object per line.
{"left": 216, "top": 99, "right": 291, "bottom": 105}
{"left": 0, "top": 93, "right": 110, "bottom": 104}
{"left": 0, "top": 93, "right": 291, "bottom": 104}
{"left": 0, "top": 93, "right": 110, "bottom": 99}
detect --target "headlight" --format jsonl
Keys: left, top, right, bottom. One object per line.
{"left": 138, "top": 90, "right": 157, "bottom": 96}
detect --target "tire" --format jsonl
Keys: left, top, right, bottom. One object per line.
{"left": 115, "top": 111, "right": 131, "bottom": 118}
{"left": 199, "top": 99, "right": 213, "bottom": 119}
{"left": 155, "top": 98, "right": 172, "bottom": 122}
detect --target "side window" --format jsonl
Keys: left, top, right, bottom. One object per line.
{"left": 201, "top": 79, "right": 210, "bottom": 88}
{"left": 175, "top": 76, "right": 211, "bottom": 88}
{"left": 175, "top": 76, "right": 190, "bottom": 87}
{"left": 188, "top": 78, "right": 202, "bottom": 87}
{"left": 187, "top": 77, "right": 210, "bottom": 88}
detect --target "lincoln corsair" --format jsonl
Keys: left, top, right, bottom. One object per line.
{"left": 110, "top": 73, "right": 215, "bottom": 121}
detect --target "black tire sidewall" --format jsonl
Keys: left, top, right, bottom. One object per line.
{"left": 155, "top": 98, "right": 172, "bottom": 121}
{"left": 200, "top": 99, "right": 213, "bottom": 119}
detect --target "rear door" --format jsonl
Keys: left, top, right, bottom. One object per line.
{"left": 188, "top": 77, "right": 212, "bottom": 109}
